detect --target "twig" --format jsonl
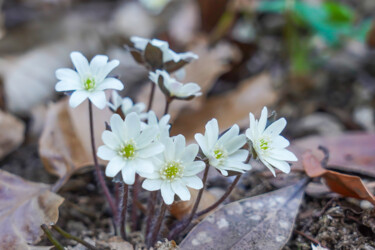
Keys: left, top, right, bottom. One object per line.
{"left": 41, "top": 224, "right": 64, "bottom": 250}
{"left": 51, "top": 224, "right": 99, "bottom": 250}
{"left": 294, "top": 229, "right": 325, "bottom": 248}
{"left": 147, "top": 83, "right": 156, "bottom": 112}
{"left": 164, "top": 98, "right": 171, "bottom": 115}
{"left": 88, "top": 102, "right": 117, "bottom": 218}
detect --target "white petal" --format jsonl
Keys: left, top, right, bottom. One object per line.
{"left": 90, "top": 55, "right": 108, "bottom": 75}
{"left": 224, "top": 135, "right": 247, "bottom": 154}
{"left": 258, "top": 107, "right": 268, "bottom": 134}
{"left": 269, "top": 148, "right": 298, "bottom": 161}
{"left": 217, "top": 124, "right": 240, "bottom": 145}
{"left": 183, "top": 161, "right": 205, "bottom": 176}
{"left": 194, "top": 133, "right": 209, "bottom": 156}
{"left": 224, "top": 160, "right": 252, "bottom": 172}
{"left": 161, "top": 181, "right": 174, "bottom": 205}
{"left": 181, "top": 144, "right": 198, "bottom": 163}
{"left": 142, "top": 179, "right": 163, "bottom": 191}
{"left": 183, "top": 176, "right": 203, "bottom": 189}
{"left": 205, "top": 119, "right": 219, "bottom": 149}
{"left": 271, "top": 136, "right": 290, "bottom": 148}
{"left": 55, "top": 81, "right": 80, "bottom": 92}
{"left": 138, "top": 142, "right": 164, "bottom": 158}
{"left": 264, "top": 118, "right": 286, "bottom": 136}
{"left": 130, "top": 36, "right": 150, "bottom": 50}
{"left": 69, "top": 90, "right": 89, "bottom": 108}
{"left": 180, "top": 83, "right": 201, "bottom": 96}
{"left": 228, "top": 149, "right": 248, "bottom": 162}
{"left": 264, "top": 157, "right": 291, "bottom": 174}
{"left": 134, "top": 158, "right": 154, "bottom": 173}
{"left": 174, "top": 135, "right": 186, "bottom": 159}
{"left": 56, "top": 68, "right": 80, "bottom": 83}
{"left": 96, "top": 78, "right": 124, "bottom": 91}
{"left": 96, "top": 60, "right": 120, "bottom": 83}
{"left": 122, "top": 162, "right": 137, "bottom": 185}
{"left": 163, "top": 136, "right": 176, "bottom": 161}
{"left": 105, "top": 156, "right": 125, "bottom": 177}
{"left": 135, "top": 126, "right": 158, "bottom": 149}
{"left": 88, "top": 91, "right": 107, "bottom": 109}
{"left": 97, "top": 146, "right": 117, "bottom": 161}
{"left": 260, "top": 158, "right": 276, "bottom": 176}
{"left": 102, "top": 130, "right": 122, "bottom": 150}
{"left": 125, "top": 112, "right": 141, "bottom": 139}
{"left": 171, "top": 180, "right": 191, "bottom": 201}
{"left": 70, "top": 51, "right": 90, "bottom": 76}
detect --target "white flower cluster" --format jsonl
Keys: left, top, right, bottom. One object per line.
{"left": 55, "top": 46, "right": 297, "bottom": 206}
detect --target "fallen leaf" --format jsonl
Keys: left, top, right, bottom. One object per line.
{"left": 170, "top": 189, "right": 218, "bottom": 220}
{"left": 179, "top": 179, "right": 306, "bottom": 250}
{"left": 302, "top": 151, "right": 375, "bottom": 206}
{"left": 0, "top": 110, "right": 25, "bottom": 160}
{"left": 136, "top": 37, "right": 240, "bottom": 119}
{"left": 291, "top": 133, "right": 375, "bottom": 177}
{"left": 171, "top": 73, "right": 277, "bottom": 141}
{"left": 0, "top": 170, "right": 64, "bottom": 249}
{"left": 107, "top": 236, "right": 133, "bottom": 250}
{"left": 39, "top": 98, "right": 110, "bottom": 189}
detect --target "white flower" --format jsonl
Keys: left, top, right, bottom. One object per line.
{"left": 108, "top": 91, "right": 148, "bottom": 119}
{"left": 142, "top": 135, "right": 205, "bottom": 205}
{"left": 246, "top": 107, "right": 297, "bottom": 176}
{"left": 311, "top": 243, "right": 329, "bottom": 250}
{"left": 138, "top": 0, "right": 171, "bottom": 14}
{"left": 97, "top": 113, "right": 164, "bottom": 185}
{"left": 195, "top": 119, "right": 251, "bottom": 176}
{"left": 130, "top": 36, "right": 198, "bottom": 63}
{"left": 55, "top": 52, "right": 123, "bottom": 109}
{"left": 149, "top": 70, "right": 201, "bottom": 99}
{"left": 147, "top": 111, "right": 171, "bottom": 139}
{"left": 107, "top": 90, "right": 123, "bottom": 111}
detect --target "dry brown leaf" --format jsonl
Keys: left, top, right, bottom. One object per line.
{"left": 180, "top": 179, "right": 306, "bottom": 249}
{"left": 0, "top": 170, "right": 64, "bottom": 249}
{"left": 39, "top": 98, "right": 110, "bottom": 188}
{"left": 137, "top": 37, "right": 240, "bottom": 120}
{"left": 171, "top": 73, "right": 277, "bottom": 141}
{"left": 302, "top": 151, "right": 375, "bottom": 206}
{"left": 0, "top": 110, "right": 25, "bottom": 160}
{"left": 170, "top": 189, "right": 218, "bottom": 220}
{"left": 291, "top": 133, "right": 375, "bottom": 177}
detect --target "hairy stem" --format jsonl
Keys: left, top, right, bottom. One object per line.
{"left": 41, "top": 224, "right": 64, "bottom": 250}
{"left": 168, "top": 164, "right": 210, "bottom": 239}
{"left": 51, "top": 225, "right": 99, "bottom": 250}
{"left": 196, "top": 174, "right": 241, "bottom": 217}
{"left": 120, "top": 183, "right": 129, "bottom": 240}
{"left": 88, "top": 102, "right": 117, "bottom": 218}
{"left": 147, "top": 83, "right": 156, "bottom": 111}
{"left": 145, "top": 191, "right": 158, "bottom": 241}
{"left": 149, "top": 202, "right": 167, "bottom": 247}
{"left": 131, "top": 175, "right": 140, "bottom": 231}
{"left": 164, "top": 98, "right": 171, "bottom": 115}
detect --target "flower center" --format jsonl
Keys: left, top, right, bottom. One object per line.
{"left": 160, "top": 161, "right": 184, "bottom": 181}
{"left": 83, "top": 77, "right": 96, "bottom": 91}
{"left": 119, "top": 142, "right": 136, "bottom": 159}
{"left": 214, "top": 148, "right": 225, "bottom": 160}
{"left": 259, "top": 137, "right": 270, "bottom": 151}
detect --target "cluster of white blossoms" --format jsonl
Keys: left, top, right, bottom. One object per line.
{"left": 55, "top": 47, "right": 297, "bottom": 205}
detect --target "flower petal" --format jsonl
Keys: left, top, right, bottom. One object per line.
{"left": 224, "top": 135, "right": 247, "bottom": 154}
{"left": 102, "top": 130, "right": 122, "bottom": 150}
{"left": 125, "top": 112, "right": 141, "bottom": 139}
{"left": 109, "top": 114, "right": 127, "bottom": 142}
{"left": 97, "top": 146, "right": 117, "bottom": 161}
{"left": 161, "top": 181, "right": 174, "bottom": 205}
{"left": 134, "top": 158, "right": 154, "bottom": 174}
{"left": 183, "top": 161, "right": 205, "bottom": 176}
{"left": 271, "top": 135, "right": 290, "bottom": 148}
{"left": 228, "top": 149, "right": 248, "bottom": 162}
{"left": 55, "top": 81, "right": 80, "bottom": 92}
{"left": 105, "top": 156, "right": 125, "bottom": 177}
{"left": 174, "top": 135, "right": 186, "bottom": 159}
{"left": 90, "top": 55, "right": 108, "bottom": 75}
{"left": 135, "top": 126, "right": 158, "bottom": 149}
{"left": 171, "top": 180, "right": 191, "bottom": 201}
{"left": 264, "top": 157, "right": 291, "bottom": 174}
{"left": 88, "top": 91, "right": 107, "bottom": 109}
{"left": 183, "top": 176, "right": 203, "bottom": 189}
{"left": 56, "top": 68, "right": 81, "bottom": 83}
{"left": 194, "top": 133, "right": 209, "bottom": 156}
{"left": 264, "top": 118, "right": 286, "bottom": 136}
{"left": 96, "top": 78, "right": 124, "bottom": 91}
{"left": 142, "top": 179, "right": 163, "bottom": 191}
{"left": 70, "top": 51, "right": 90, "bottom": 76}
{"left": 122, "top": 162, "right": 137, "bottom": 185}
{"left": 69, "top": 90, "right": 89, "bottom": 108}
{"left": 258, "top": 107, "right": 268, "bottom": 134}
{"left": 137, "top": 142, "right": 164, "bottom": 158}
{"left": 260, "top": 157, "right": 276, "bottom": 176}
{"left": 96, "top": 60, "right": 120, "bottom": 83}
{"left": 217, "top": 124, "right": 239, "bottom": 146}
{"left": 181, "top": 144, "right": 198, "bottom": 163}
{"left": 205, "top": 119, "right": 219, "bottom": 149}
{"left": 269, "top": 148, "right": 297, "bottom": 161}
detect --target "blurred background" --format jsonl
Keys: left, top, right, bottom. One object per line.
{"left": 1, "top": 0, "right": 375, "bottom": 140}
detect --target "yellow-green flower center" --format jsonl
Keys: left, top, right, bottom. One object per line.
{"left": 84, "top": 77, "right": 96, "bottom": 91}
{"left": 214, "top": 148, "right": 225, "bottom": 160}
{"left": 259, "top": 138, "right": 269, "bottom": 151}
{"left": 160, "top": 161, "right": 184, "bottom": 181}
{"left": 119, "top": 143, "right": 136, "bottom": 159}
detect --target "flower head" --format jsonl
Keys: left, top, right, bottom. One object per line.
{"left": 246, "top": 107, "right": 297, "bottom": 176}
{"left": 147, "top": 111, "right": 171, "bottom": 139}
{"left": 195, "top": 119, "right": 251, "bottom": 176}
{"left": 149, "top": 70, "right": 201, "bottom": 100}
{"left": 128, "top": 36, "right": 198, "bottom": 72}
{"left": 55, "top": 52, "right": 123, "bottom": 109}
{"left": 97, "top": 113, "right": 164, "bottom": 185}
{"left": 142, "top": 135, "right": 205, "bottom": 205}
{"left": 108, "top": 91, "right": 148, "bottom": 119}
{"left": 139, "top": 0, "right": 171, "bottom": 14}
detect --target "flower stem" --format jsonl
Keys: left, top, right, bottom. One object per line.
{"left": 164, "top": 98, "right": 171, "bottom": 115}
{"left": 51, "top": 224, "right": 99, "bottom": 250}
{"left": 149, "top": 202, "right": 168, "bottom": 247}
{"left": 168, "top": 164, "right": 210, "bottom": 240}
{"left": 41, "top": 224, "right": 64, "bottom": 250}
{"left": 131, "top": 175, "right": 140, "bottom": 231}
{"left": 147, "top": 83, "right": 156, "bottom": 111}
{"left": 120, "top": 183, "right": 129, "bottom": 240}
{"left": 88, "top": 102, "right": 117, "bottom": 218}
{"left": 196, "top": 174, "right": 241, "bottom": 217}
{"left": 145, "top": 191, "right": 158, "bottom": 241}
